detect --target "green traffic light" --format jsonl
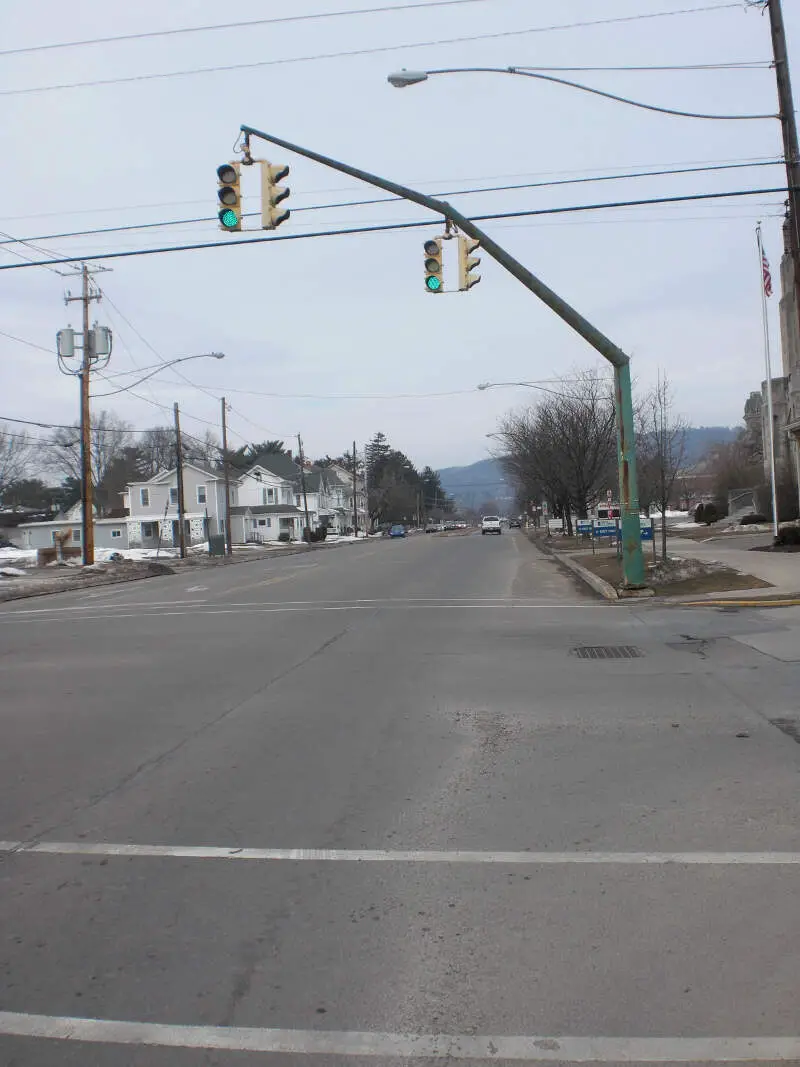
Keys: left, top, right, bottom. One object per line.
{"left": 426, "top": 275, "right": 442, "bottom": 292}
{"left": 219, "top": 208, "right": 239, "bottom": 229}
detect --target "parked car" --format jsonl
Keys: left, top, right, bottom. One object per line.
{"left": 481, "top": 515, "right": 502, "bottom": 536}
{"left": 388, "top": 524, "right": 406, "bottom": 538}
{"left": 425, "top": 522, "right": 444, "bottom": 533}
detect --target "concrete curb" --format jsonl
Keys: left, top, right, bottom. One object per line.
{"left": 530, "top": 537, "right": 618, "bottom": 600}
{"left": 0, "top": 538, "right": 372, "bottom": 605}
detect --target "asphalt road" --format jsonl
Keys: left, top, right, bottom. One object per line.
{"left": 1, "top": 530, "right": 800, "bottom": 1066}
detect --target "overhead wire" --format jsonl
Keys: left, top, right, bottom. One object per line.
{"left": 0, "top": 1, "right": 494, "bottom": 57}
{"left": 0, "top": 4, "right": 744, "bottom": 97}
{"left": 0, "top": 159, "right": 784, "bottom": 249}
{"left": 0, "top": 186, "right": 792, "bottom": 272}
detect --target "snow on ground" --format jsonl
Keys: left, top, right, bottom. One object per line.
{"left": 0, "top": 547, "right": 37, "bottom": 565}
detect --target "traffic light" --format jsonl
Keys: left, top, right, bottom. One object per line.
{"left": 217, "top": 163, "right": 242, "bottom": 231}
{"left": 458, "top": 235, "right": 481, "bottom": 291}
{"left": 424, "top": 238, "right": 443, "bottom": 293}
{"left": 261, "top": 160, "right": 290, "bottom": 229}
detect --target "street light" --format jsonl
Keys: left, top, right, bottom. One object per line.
{"left": 92, "top": 352, "right": 225, "bottom": 397}
{"left": 386, "top": 67, "right": 774, "bottom": 121}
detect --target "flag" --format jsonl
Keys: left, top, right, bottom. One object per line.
{"left": 762, "top": 248, "right": 773, "bottom": 297}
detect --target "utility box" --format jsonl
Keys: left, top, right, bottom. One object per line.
{"left": 208, "top": 535, "right": 226, "bottom": 557}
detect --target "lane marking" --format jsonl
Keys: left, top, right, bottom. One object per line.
{"left": 185, "top": 585, "right": 208, "bottom": 593}
{"left": 3, "top": 842, "right": 800, "bottom": 864}
{"left": 0, "top": 1011, "right": 798, "bottom": 1060}
{"left": 0, "top": 602, "right": 610, "bottom": 626}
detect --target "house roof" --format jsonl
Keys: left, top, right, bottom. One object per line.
{"left": 129, "top": 462, "right": 223, "bottom": 487}
{"left": 247, "top": 452, "right": 300, "bottom": 481}
{"left": 230, "top": 504, "right": 303, "bottom": 516}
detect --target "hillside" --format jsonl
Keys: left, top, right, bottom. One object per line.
{"left": 438, "top": 427, "right": 739, "bottom": 511}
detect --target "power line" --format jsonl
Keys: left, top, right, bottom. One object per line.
{"left": 0, "top": 4, "right": 743, "bottom": 97}
{"left": 0, "top": 186, "right": 791, "bottom": 272}
{"left": 0, "top": 1, "right": 492, "bottom": 57}
{"left": 0, "top": 329, "right": 52, "bottom": 353}
{"left": 0, "top": 160, "right": 783, "bottom": 249}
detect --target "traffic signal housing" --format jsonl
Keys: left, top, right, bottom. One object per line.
{"left": 424, "top": 238, "right": 443, "bottom": 293}
{"left": 217, "top": 163, "right": 242, "bottom": 231}
{"left": 458, "top": 236, "right": 481, "bottom": 291}
{"left": 261, "top": 161, "right": 291, "bottom": 229}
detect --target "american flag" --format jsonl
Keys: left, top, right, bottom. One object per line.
{"left": 762, "top": 247, "right": 773, "bottom": 298}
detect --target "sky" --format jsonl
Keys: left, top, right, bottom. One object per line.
{"left": 1, "top": 0, "right": 798, "bottom": 471}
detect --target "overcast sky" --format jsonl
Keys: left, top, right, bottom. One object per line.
{"left": 1, "top": 0, "right": 797, "bottom": 470}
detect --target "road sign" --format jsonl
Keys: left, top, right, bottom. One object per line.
{"left": 640, "top": 518, "right": 654, "bottom": 542}
{"left": 593, "top": 520, "right": 617, "bottom": 538}
{"left": 576, "top": 519, "right": 593, "bottom": 536}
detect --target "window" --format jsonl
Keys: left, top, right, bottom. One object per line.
{"left": 111, "top": 529, "right": 122, "bottom": 539}
{"left": 295, "top": 494, "right": 301, "bottom": 507}
{"left": 262, "top": 487, "right": 275, "bottom": 504}
{"left": 169, "top": 488, "right": 178, "bottom": 505}
{"left": 140, "top": 488, "right": 150, "bottom": 507}
{"left": 141, "top": 522, "right": 155, "bottom": 538}
{"left": 257, "top": 518, "right": 271, "bottom": 528}
{"left": 72, "top": 528, "right": 81, "bottom": 543}
{"left": 197, "top": 485, "right": 207, "bottom": 505}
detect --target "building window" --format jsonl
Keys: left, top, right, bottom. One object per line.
{"left": 72, "top": 528, "right": 81, "bottom": 543}
{"left": 170, "top": 487, "right": 179, "bottom": 505}
{"left": 111, "top": 529, "right": 122, "bottom": 539}
{"left": 140, "top": 488, "right": 150, "bottom": 507}
{"left": 262, "top": 487, "right": 275, "bottom": 504}
{"left": 257, "top": 518, "right": 272, "bottom": 528}
{"left": 197, "top": 485, "right": 207, "bottom": 505}
{"left": 295, "top": 494, "right": 301, "bottom": 506}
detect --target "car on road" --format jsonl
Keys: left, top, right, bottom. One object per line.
{"left": 388, "top": 524, "right": 406, "bottom": 538}
{"left": 509, "top": 519, "right": 521, "bottom": 529}
{"left": 481, "top": 515, "right": 502, "bottom": 535}
{"left": 425, "top": 522, "right": 444, "bottom": 533}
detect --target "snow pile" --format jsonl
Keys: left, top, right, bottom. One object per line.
{"left": 0, "top": 547, "right": 37, "bottom": 565}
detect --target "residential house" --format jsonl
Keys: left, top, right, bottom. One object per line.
{"left": 322, "top": 463, "right": 368, "bottom": 533}
{"left": 16, "top": 501, "right": 129, "bottom": 551}
{"left": 229, "top": 463, "right": 307, "bottom": 543}
{"left": 123, "top": 462, "right": 225, "bottom": 548}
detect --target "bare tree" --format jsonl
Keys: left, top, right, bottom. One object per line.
{"left": 496, "top": 369, "right": 617, "bottom": 534}
{"left": 183, "top": 428, "right": 221, "bottom": 469}
{"left": 46, "top": 409, "right": 132, "bottom": 499}
{"left": 136, "top": 427, "right": 175, "bottom": 478}
{"left": 637, "top": 374, "right": 688, "bottom": 560}
{"left": 0, "top": 423, "right": 34, "bottom": 499}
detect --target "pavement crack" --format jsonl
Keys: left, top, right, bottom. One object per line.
{"left": 7, "top": 627, "right": 350, "bottom": 852}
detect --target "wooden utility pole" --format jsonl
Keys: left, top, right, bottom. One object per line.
{"left": 352, "top": 440, "right": 358, "bottom": 537}
{"left": 221, "top": 397, "right": 233, "bottom": 555}
{"left": 768, "top": 0, "right": 800, "bottom": 338}
{"left": 296, "top": 433, "right": 311, "bottom": 539}
{"left": 173, "top": 402, "right": 187, "bottom": 559}
{"left": 65, "top": 264, "right": 101, "bottom": 565}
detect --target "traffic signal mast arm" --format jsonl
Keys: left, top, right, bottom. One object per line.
{"left": 237, "top": 123, "right": 644, "bottom": 587}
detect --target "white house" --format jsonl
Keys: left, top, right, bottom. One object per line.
{"left": 15, "top": 501, "right": 130, "bottom": 551}
{"left": 123, "top": 462, "right": 225, "bottom": 548}
{"left": 229, "top": 464, "right": 311, "bottom": 543}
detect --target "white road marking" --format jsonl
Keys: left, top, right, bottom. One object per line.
{"left": 185, "top": 585, "right": 208, "bottom": 593}
{"left": 0, "top": 1011, "right": 798, "bottom": 1060}
{"left": 0, "top": 602, "right": 606, "bottom": 625}
{"left": 3, "top": 841, "right": 800, "bottom": 864}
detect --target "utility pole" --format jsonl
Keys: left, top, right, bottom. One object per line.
{"left": 296, "top": 433, "right": 311, "bottom": 539}
{"left": 221, "top": 397, "right": 233, "bottom": 555}
{"left": 173, "top": 402, "right": 187, "bottom": 559}
{"left": 65, "top": 264, "right": 102, "bottom": 565}
{"left": 352, "top": 440, "right": 358, "bottom": 537}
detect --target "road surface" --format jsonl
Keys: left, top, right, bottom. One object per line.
{"left": 1, "top": 531, "right": 799, "bottom": 1066}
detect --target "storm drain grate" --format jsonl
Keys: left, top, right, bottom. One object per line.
{"left": 770, "top": 718, "right": 800, "bottom": 744}
{"left": 572, "top": 645, "right": 644, "bottom": 660}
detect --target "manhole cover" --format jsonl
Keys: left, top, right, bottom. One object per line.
{"left": 770, "top": 718, "right": 800, "bottom": 744}
{"left": 572, "top": 645, "right": 643, "bottom": 660}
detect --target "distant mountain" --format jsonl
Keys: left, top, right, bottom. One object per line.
{"left": 437, "top": 458, "right": 514, "bottom": 511}
{"left": 682, "top": 426, "right": 738, "bottom": 463}
{"left": 438, "top": 428, "right": 738, "bottom": 511}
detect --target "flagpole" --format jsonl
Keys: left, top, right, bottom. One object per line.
{"left": 756, "top": 222, "right": 779, "bottom": 538}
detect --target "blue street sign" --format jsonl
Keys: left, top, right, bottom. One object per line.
{"left": 594, "top": 520, "right": 617, "bottom": 538}
{"left": 576, "top": 519, "right": 593, "bottom": 536}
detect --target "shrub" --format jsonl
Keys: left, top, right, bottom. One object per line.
{"left": 702, "top": 503, "right": 719, "bottom": 525}
{"left": 775, "top": 525, "right": 800, "bottom": 546}
{"left": 694, "top": 503, "right": 705, "bottom": 524}
{"left": 740, "top": 513, "right": 769, "bottom": 526}
{"left": 278, "top": 532, "right": 291, "bottom": 543}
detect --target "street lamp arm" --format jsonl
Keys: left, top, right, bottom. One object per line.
{"left": 396, "top": 67, "right": 776, "bottom": 121}
{"left": 239, "top": 124, "right": 629, "bottom": 368}
{"left": 90, "top": 352, "right": 225, "bottom": 398}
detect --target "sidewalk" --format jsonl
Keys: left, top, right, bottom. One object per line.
{"left": 668, "top": 536, "right": 800, "bottom": 599}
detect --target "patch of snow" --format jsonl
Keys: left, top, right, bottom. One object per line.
{"left": 0, "top": 566, "right": 28, "bottom": 577}
{"left": 0, "top": 547, "right": 37, "bottom": 564}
